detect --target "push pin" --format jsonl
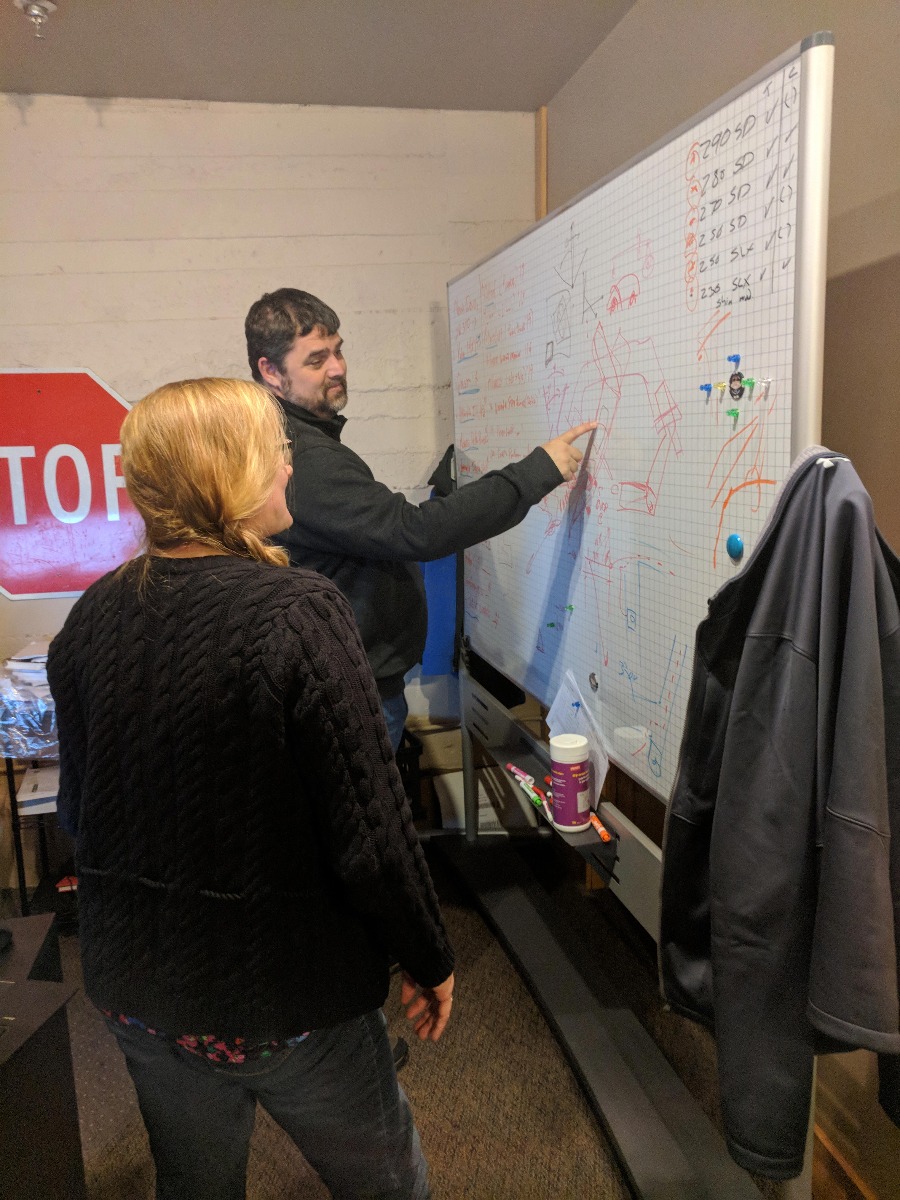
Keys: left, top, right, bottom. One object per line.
{"left": 725, "top": 406, "right": 740, "bottom": 427}
{"left": 700, "top": 383, "right": 713, "bottom": 401}
{"left": 758, "top": 378, "right": 772, "bottom": 402}
{"left": 713, "top": 381, "right": 727, "bottom": 399}
{"left": 727, "top": 354, "right": 741, "bottom": 368}
{"left": 726, "top": 533, "right": 744, "bottom": 562}
{"left": 728, "top": 370, "right": 745, "bottom": 401}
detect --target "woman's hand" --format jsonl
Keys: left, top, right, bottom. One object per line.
{"left": 401, "top": 971, "right": 455, "bottom": 1042}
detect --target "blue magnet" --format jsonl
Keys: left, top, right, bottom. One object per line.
{"left": 726, "top": 533, "right": 744, "bottom": 562}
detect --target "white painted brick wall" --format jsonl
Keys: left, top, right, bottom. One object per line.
{"left": 0, "top": 94, "right": 534, "bottom": 657}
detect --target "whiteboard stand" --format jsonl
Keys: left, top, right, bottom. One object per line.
{"left": 759, "top": 35, "right": 832, "bottom": 1196}
{"left": 780, "top": 1097, "right": 815, "bottom": 1200}
{"left": 441, "top": 660, "right": 762, "bottom": 1200}
{"left": 446, "top": 31, "right": 835, "bottom": 1198}
{"left": 452, "top": 664, "right": 815, "bottom": 1197}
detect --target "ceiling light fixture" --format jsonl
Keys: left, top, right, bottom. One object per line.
{"left": 14, "top": 0, "right": 57, "bottom": 39}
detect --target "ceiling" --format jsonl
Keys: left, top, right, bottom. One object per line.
{"left": 0, "top": 0, "right": 636, "bottom": 112}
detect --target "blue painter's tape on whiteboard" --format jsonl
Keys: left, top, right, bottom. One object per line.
{"left": 726, "top": 533, "right": 744, "bottom": 562}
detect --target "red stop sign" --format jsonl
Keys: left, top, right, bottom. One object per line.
{"left": 0, "top": 370, "right": 144, "bottom": 599}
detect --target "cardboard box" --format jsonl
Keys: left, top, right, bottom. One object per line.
{"left": 414, "top": 727, "right": 464, "bottom": 775}
{"left": 16, "top": 764, "right": 59, "bottom": 816}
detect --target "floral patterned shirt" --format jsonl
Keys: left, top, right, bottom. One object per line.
{"left": 105, "top": 1010, "right": 310, "bottom": 1064}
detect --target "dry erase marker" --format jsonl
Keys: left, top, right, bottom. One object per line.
{"left": 590, "top": 812, "right": 612, "bottom": 842}
{"left": 517, "top": 779, "right": 542, "bottom": 806}
{"left": 506, "top": 763, "right": 534, "bottom": 786}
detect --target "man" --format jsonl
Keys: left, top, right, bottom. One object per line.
{"left": 246, "top": 288, "right": 596, "bottom": 751}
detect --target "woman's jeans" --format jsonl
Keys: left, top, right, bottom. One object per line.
{"left": 109, "top": 1008, "right": 430, "bottom": 1200}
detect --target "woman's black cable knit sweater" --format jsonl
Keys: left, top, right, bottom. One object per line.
{"left": 47, "top": 554, "right": 454, "bottom": 1040}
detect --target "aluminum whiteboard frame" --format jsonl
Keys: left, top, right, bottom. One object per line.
{"left": 791, "top": 35, "right": 834, "bottom": 454}
{"left": 449, "top": 33, "right": 835, "bottom": 794}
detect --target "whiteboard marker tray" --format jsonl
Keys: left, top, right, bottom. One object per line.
{"left": 434, "top": 767, "right": 539, "bottom": 835}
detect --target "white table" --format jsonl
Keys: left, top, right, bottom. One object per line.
{"left": 1, "top": 647, "right": 58, "bottom": 916}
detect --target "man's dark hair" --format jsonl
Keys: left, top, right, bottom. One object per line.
{"left": 245, "top": 289, "right": 341, "bottom": 383}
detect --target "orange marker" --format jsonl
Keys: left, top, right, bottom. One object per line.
{"left": 590, "top": 812, "right": 612, "bottom": 842}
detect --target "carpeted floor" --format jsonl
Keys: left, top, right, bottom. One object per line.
{"left": 58, "top": 879, "right": 634, "bottom": 1199}
{"left": 0, "top": 761, "right": 817, "bottom": 1195}
{"left": 4, "top": 811, "right": 776, "bottom": 1200}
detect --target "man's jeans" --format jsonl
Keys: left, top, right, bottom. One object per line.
{"left": 109, "top": 1008, "right": 430, "bottom": 1200}
{"left": 381, "top": 691, "right": 409, "bottom": 755}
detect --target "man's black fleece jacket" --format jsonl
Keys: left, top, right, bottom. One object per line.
{"left": 274, "top": 400, "right": 565, "bottom": 696}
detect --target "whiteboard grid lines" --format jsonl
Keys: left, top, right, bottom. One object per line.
{"left": 451, "top": 47, "right": 819, "bottom": 801}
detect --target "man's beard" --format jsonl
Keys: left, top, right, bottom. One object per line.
{"left": 280, "top": 375, "right": 348, "bottom": 419}
{"left": 320, "top": 380, "right": 348, "bottom": 416}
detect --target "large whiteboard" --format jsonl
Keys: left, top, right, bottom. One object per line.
{"left": 449, "top": 35, "right": 834, "bottom": 802}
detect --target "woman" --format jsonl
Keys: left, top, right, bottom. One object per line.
{"left": 48, "top": 378, "right": 454, "bottom": 1200}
